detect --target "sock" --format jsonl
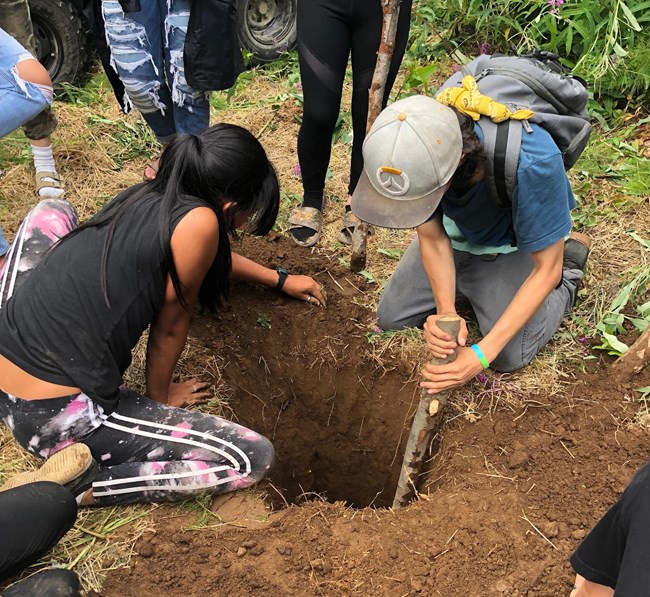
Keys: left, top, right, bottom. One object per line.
{"left": 291, "top": 191, "right": 324, "bottom": 243}
{"left": 302, "top": 191, "right": 323, "bottom": 211}
{"left": 31, "top": 144, "right": 65, "bottom": 198}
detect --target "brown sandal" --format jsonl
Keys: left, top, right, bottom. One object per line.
{"left": 337, "top": 210, "right": 371, "bottom": 245}
{"left": 35, "top": 170, "right": 64, "bottom": 197}
{"left": 289, "top": 206, "right": 323, "bottom": 247}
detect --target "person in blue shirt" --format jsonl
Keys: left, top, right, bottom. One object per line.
{"left": 351, "top": 95, "right": 591, "bottom": 392}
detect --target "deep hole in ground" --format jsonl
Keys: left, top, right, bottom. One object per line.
{"left": 190, "top": 236, "right": 421, "bottom": 508}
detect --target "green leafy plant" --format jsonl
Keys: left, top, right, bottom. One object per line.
{"left": 272, "top": 191, "right": 301, "bottom": 234}
{"left": 413, "top": 0, "right": 650, "bottom": 114}
{"left": 256, "top": 313, "right": 272, "bottom": 329}
{"left": 401, "top": 62, "right": 439, "bottom": 95}
{"left": 332, "top": 109, "right": 352, "bottom": 144}
{"left": 377, "top": 247, "right": 405, "bottom": 260}
{"left": 357, "top": 270, "right": 376, "bottom": 284}
{"left": 593, "top": 232, "right": 650, "bottom": 355}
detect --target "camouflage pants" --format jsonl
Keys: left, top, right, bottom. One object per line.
{"left": 0, "top": 0, "right": 57, "bottom": 140}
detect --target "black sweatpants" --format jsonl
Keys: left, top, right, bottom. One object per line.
{"left": 570, "top": 460, "right": 650, "bottom": 595}
{"left": 296, "top": 0, "right": 412, "bottom": 199}
{"left": 0, "top": 482, "right": 80, "bottom": 596}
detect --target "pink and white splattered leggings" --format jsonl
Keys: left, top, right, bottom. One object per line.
{"left": 0, "top": 199, "right": 274, "bottom": 504}
{"left": 0, "top": 387, "right": 274, "bottom": 505}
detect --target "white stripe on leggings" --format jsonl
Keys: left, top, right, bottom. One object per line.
{"left": 92, "top": 413, "right": 253, "bottom": 497}
{"left": 108, "top": 411, "right": 252, "bottom": 473}
{"left": 93, "top": 476, "right": 240, "bottom": 497}
{"left": 100, "top": 419, "right": 247, "bottom": 473}
{"left": 93, "top": 463, "right": 232, "bottom": 487}
{"left": 0, "top": 218, "right": 27, "bottom": 308}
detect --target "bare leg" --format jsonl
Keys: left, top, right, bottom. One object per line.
{"left": 30, "top": 137, "right": 50, "bottom": 148}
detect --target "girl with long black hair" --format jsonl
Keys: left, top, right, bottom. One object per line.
{"left": 0, "top": 123, "right": 326, "bottom": 506}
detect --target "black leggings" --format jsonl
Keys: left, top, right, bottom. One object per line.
{"left": 0, "top": 482, "right": 80, "bottom": 596}
{"left": 297, "top": 0, "right": 412, "bottom": 200}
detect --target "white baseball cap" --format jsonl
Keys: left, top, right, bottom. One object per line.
{"left": 351, "top": 95, "right": 462, "bottom": 229}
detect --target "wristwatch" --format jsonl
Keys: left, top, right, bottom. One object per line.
{"left": 275, "top": 266, "right": 289, "bottom": 291}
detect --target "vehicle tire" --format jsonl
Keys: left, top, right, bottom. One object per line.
{"left": 28, "top": 0, "right": 88, "bottom": 85}
{"left": 237, "top": 0, "right": 297, "bottom": 65}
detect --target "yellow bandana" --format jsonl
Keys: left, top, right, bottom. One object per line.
{"left": 436, "top": 75, "right": 534, "bottom": 123}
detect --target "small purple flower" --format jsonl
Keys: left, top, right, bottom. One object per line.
{"left": 578, "top": 336, "right": 586, "bottom": 343}
{"left": 294, "top": 83, "right": 302, "bottom": 91}
{"left": 292, "top": 164, "right": 301, "bottom": 177}
{"left": 479, "top": 42, "right": 491, "bottom": 55}
{"left": 477, "top": 372, "right": 487, "bottom": 384}
{"left": 371, "top": 325, "right": 382, "bottom": 333}
{"left": 451, "top": 63, "right": 460, "bottom": 73}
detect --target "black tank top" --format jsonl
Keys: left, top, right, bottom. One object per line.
{"left": 0, "top": 192, "right": 208, "bottom": 411}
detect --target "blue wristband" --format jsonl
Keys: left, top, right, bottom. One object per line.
{"left": 471, "top": 344, "right": 489, "bottom": 369}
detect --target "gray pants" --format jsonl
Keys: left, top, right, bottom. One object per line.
{"left": 0, "top": 0, "right": 58, "bottom": 140}
{"left": 377, "top": 237, "right": 583, "bottom": 372}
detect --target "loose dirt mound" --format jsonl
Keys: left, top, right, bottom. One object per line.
{"left": 101, "top": 235, "right": 649, "bottom": 597}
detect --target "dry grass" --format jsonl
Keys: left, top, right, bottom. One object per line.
{"left": 0, "top": 59, "right": 648, "bottom": 591}
{"left": 0, "top": 425, "right": 155, "bottom": 592}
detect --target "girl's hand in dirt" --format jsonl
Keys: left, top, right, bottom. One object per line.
{"left": 167, "top": 379, "right": 211, "bottom": 408}
{"left": 419, "top": 346, "right": 483, "bottom": 394}
{"left": 423, "top": 314, "right": 467, "bottom": 359}
{"left": 281, "top": 275, "right": 327, "bottom": 308}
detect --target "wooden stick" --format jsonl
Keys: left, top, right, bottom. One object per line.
{"left": 613, "top": 325, "right": 650, "bottom": 377}
{"left": 350, "top": 0, "right": 403, "bottom": 273}
{"left": 392, "top": 315, "right": 461, "bottom": 509}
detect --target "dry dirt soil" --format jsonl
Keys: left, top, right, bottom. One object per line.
{"left": 99, "top": 235, "right": 649, "bottom": 597}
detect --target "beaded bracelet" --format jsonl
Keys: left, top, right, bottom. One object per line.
{"left": 471, "top": 344, "right": 489, "bottom": 369}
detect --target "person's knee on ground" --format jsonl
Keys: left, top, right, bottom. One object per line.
{"left": 489, "top": 346, "right": 532, "bottom": 373}
{"left": 3, "top": 568, "right": 81, "bottom": 597}
{"left": 243, "top": 434, "right": 276, "bottom": 486}
{"left": 377, "top": 296, "right": 413, "bottom": 331}
{"left": 376, "top": 290, "right": 430, "bottom": 332}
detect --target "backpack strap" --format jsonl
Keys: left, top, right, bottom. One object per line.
{"left": 480, "top": 118, "right": 522, "bottom": 210}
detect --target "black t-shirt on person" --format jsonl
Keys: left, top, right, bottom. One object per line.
{"left": 570, "top": 460, "right": 650, "bottom": 594}
{"left": 0, "top": 192, "right": 208, "bottom": 412}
